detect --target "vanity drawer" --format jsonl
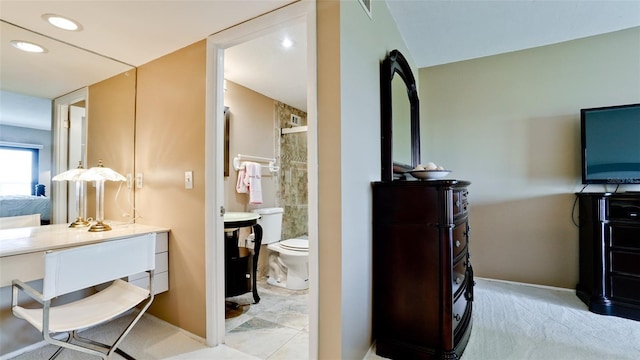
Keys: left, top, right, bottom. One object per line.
{"left": 452, "top": 223, "right": 469, "bottom": 259}
{"left": 129, "top": 271, "right": 169, "bottom": 295}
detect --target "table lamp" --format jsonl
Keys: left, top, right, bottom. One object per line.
{"left": 52, "top": 161, "right": 89, "bottom": 228}
{"left": 79, "top": 160, "right": 126, "bottom": 232}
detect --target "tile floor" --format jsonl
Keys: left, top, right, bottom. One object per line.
{"left": 224, "top": 279, "right": 310, "bottom": 359}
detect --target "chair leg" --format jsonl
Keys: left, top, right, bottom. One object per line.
{"left": 72, "top": 330, "right": 136, "bottom": 360}
{"left": 106, "top": 296, "right": 153, "bottom": 359}
{"left": 44, "top": 331, "right": 107, "bottom": 360}
{"left": 48, "top": 332, "right": 70, "bottom": 360}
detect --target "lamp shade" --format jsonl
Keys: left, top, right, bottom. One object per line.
{"left": 52, "top": 161, "right": 87, "bottom": 181}
{"left": 78, "top": 160, "right": 126, "bottom": 182}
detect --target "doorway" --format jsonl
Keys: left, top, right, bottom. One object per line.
{"left": 52, "top": 88, "right": 87, "bottom": 224}
{"left": 204, "top": 1, "right": 318, "bottom": 358}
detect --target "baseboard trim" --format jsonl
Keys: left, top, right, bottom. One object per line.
{"left": 143, "top": 313, "right": 208, "bottom": 345}
{"left": 476, "top": 277, "right": 574, "bottom": 293}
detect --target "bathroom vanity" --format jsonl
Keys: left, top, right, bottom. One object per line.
{"left": 223, "top": 212, "right": 263, "bottom": 303}
{"left": 372, "top": 50, "right": 473, "bottom": 359}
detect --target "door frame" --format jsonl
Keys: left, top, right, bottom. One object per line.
{"left": 204, "top": 1, "right": 318, "bottom": 357}
{"left": 52, "top": 87, "right": 88, "bottom": 224}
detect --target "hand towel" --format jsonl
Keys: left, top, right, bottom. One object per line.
{"left": 236, "top": 163, "right": 248, "bottom": 193}
{"left": 244, "top": 161, "right": 263, "bottom": 204}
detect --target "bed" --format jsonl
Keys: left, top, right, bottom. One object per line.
{"left": 0, "top": 195, "right": 50, "bottom": 225}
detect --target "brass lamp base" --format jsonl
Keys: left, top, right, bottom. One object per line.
{"left": 68, "top": 217, "right": 90, "bottom": 228}
{"left": 88, "top": 221, "right": 112, "bottom": 232}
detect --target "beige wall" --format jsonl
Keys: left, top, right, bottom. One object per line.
{"left": 135, "top": 40, "right": 207, "bottom": 337}
{"left": 87, "top": 70, "right": 137, "bottom": 222}
{"left": 223, "top": 80, "right": 278, "bottom": 212}
{"left": 419, "top": 27, "right": 640, "bottom": 288}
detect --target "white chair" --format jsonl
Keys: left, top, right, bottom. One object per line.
{"left": 11, "top": 234, "right": 156, "bottom": 359}
{"left": 0, "top": 213, "right": 41, "bottom": 229}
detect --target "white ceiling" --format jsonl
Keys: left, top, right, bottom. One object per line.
{"left": 1, "top": 0, "right": 639, "bottom": 129}
{"left": 386, "top": 0, "right": 640, "bottom": 68}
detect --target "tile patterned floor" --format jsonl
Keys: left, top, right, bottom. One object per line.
{"left": 224, "top": 279, "right": 309, "bottom": 359}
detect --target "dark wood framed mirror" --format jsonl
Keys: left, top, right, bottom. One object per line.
{"left": 380, "top": 49, "right": 420, "bottom": 181}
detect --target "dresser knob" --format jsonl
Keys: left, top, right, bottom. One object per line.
{"left": 454, "top": 314, "right": 461, "bottom": 321}
{"left": 455, "top": 240, "right": 461, "bottom": 247}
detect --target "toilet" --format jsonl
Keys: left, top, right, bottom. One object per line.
{"left": 253, "top": 207, "right": 309, "bottom": 290}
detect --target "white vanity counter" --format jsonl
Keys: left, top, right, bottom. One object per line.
{"left": 0, "top": 222, "right": 169, "bottom": 257}
{"left": 0, "top": 222, "right": 170, "bottom": 289}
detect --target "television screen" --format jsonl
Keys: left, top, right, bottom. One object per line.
{"left": 581, "top": 103, "right": 640, "bottom": 184}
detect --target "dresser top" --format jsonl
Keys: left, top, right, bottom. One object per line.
{"left": 373, "top": 179, "right": 471, "bottom": 188}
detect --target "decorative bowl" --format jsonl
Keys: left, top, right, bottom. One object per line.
{"left": 408, "top": 170, "right": 451, "bottom": 180}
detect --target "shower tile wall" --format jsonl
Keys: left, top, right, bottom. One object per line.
{"left": 275, "top": 101, "right": 307, "bottom": 240}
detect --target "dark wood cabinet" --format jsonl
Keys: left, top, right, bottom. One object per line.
{"left": 372, "top": 179, "right": 473, "bottom": 359}
{"left": 576, "top": 192, "right": 640, "bottom": 321}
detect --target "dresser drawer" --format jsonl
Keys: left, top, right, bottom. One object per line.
{"left": 610, "top": 225, "right": 640, "bottom": 250}
{"left": 609, "top": 199, "right": 640, "bottom": 221}
{"left": 452, "top": 293, "right": 468, "bottom": 331}
{"left": 452, "top": 258, "right": 467, "bottom": 296}
{"left": 610, "top": 251, "right": 640, "bottom": 276}
{"left": 453, "top": 223, "right": 469, "bottom": 260}
{"left": 611, "top": 275, "right": 640, "bottom": 303}
{"left": 453, "top": 190, "right": 469, "bottom": 218}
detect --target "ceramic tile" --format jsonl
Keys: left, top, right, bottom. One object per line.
{"left": 165, "top": 344, "right": 262, "bottom": 360}
{"left": 225, "top": 318, "right": 300, "bottom": 359}
{"left": 267, "top": 331, "right": 309, "bottom": 360}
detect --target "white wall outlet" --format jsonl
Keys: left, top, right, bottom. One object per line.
{"left": 136, "top": 173, "right": 143, "bottom": 189}
{"left": 126, "top": 173, "right": 133, "bottom": 189}
{"left": 290, "top": 114, "right": 301, "bottom": 126}
{"left": 185, "top": 171, "right": 193, "bottom": 189}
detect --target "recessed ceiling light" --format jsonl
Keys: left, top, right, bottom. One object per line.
{"left": 42, "top": 13, "right": 82, "bottom": 31}
{"left": 10, "top": 40, "right": 47, "bottom": 53}
{"left": 281, "top": 38, "right": 294, "bottom": 49}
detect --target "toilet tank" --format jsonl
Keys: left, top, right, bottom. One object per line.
{"left": 252, "top": 207, "right": 283, "bottom": 244}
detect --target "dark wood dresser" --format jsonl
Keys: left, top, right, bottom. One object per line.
{"left": 576, "top": 192, "right": 640, "bottom": 321}
{"left": 372, "top": 179, "right": 473, "bottom": 359}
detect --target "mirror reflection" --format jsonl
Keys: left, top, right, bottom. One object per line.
{"left": 0, "top": 20, "right": 136, "bottom": 225}
{"left": 391, "top": 75, "right": 411, "bottom": 166}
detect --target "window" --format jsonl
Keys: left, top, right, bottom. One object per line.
{"left": 0, "top": 146, "right": 39, "bottom": 195}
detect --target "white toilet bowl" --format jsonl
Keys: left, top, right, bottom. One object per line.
{"left": 266, "top": 238, "right": 309, "bottom": 290}
{"left": 252, "top": 207, "right": 310, "bottom": 290}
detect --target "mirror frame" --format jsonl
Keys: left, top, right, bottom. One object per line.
{"left": 380, "top": 49, "right": 420, "bottom": 181}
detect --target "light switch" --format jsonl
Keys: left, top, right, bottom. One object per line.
{"left": 185, "top": 171, "right": 193, "bottom": 189}
{"left": 136, "top": 173, "right": 143, "bottom": 189}
{"left": 126, "top": 173, "right": 133, "bottom": 189}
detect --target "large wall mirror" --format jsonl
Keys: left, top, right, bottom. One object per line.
{"left": 0, "top": 20, "right": 136, "bottom": 225}
{"left": 380, "top": 49, "right": 420, "bottom": 181}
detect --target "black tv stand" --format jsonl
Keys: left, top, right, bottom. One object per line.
{"left": 576, "top": 192, "right": 640, "bottom": 321}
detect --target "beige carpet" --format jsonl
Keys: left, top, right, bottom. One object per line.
{"left": 8, "top": 278, "right": 640, "bottom": 359}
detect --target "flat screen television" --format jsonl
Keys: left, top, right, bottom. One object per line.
{"left": 581, "top": 103, "right": 640, "bottom": 184}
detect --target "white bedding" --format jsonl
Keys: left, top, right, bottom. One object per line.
{"left": 0, "top": 195, "right": 50, "bottom": 221}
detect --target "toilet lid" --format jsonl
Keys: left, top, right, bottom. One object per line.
{"left": 280, "top": 238, "right": 308, "bottom": 251}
